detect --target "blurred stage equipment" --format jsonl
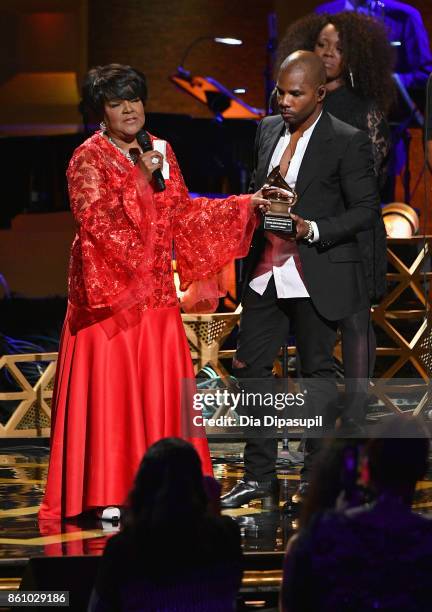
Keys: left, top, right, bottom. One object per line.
{"left": 0, "top": 274, "right": 10, "bottom": 299}
{"left": 382, "top": 202, "right": 420, "bottom": 238}
{"left": 179, "top": 36, "right": 243, "bottom": 67}
{"left": 265, "top": 13, "right": 278, "bottom": 112}
{"left": 393, "top": 73, "right": 424, "bottom": 128}
{"left": 171, "top": 36, "right": 265, "bottom": 120}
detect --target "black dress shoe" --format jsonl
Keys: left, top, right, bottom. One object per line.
{"left": 220, "top": 479, "right": 280, "bottom": 509}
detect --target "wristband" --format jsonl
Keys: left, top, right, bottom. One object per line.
{"left": 304, "top": 220, "right": 314, "bottom": 241}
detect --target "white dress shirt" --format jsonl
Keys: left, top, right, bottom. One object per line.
{"left": 249, "top": 114, "right": 321, "bottom": 298}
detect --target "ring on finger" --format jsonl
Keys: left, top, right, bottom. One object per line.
{"left": 151, "top": 156, "right": 159, "bottom": 165}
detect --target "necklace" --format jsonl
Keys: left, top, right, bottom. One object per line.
{"left": 105, "top": 133, "right": 135, "bottom": 163}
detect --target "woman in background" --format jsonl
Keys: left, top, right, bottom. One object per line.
{"left": 278, "top": 11, "right": 394, "bottom": 182}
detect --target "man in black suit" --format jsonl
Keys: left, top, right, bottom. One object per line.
{"left": 221, "top": 51, "right": 381, "bottom": 509}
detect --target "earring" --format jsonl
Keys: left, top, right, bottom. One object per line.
{"left": 99, "top": 121, "right": 107, "bottom": 132}
{"left": 348, "top": 68, "right": 355, "bottom": 89}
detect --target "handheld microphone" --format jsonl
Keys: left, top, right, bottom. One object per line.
{"left": 136, "top": 129, "right": 166, "bottom": 191}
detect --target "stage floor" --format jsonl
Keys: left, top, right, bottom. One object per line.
{"left": 1, "top": 441, "right": 432, "bottom": 566}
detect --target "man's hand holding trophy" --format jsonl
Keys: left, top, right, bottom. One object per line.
{"left": 261, "top": 165, "right": 312, "bottom": 241}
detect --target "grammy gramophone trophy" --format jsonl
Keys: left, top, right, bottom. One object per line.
{"left": 262, "top": 165, "right": 298, "bottom": 235}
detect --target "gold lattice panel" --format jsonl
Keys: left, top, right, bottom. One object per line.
{"left": 16, "top": 402, "right": 51, "bottom": 430}
{"left": 182, "top": 310, "right": 242, "bottom": 376}
{"left": 185, "top": 320, "right": 228, "bottom": 346}
{"left": 418, "top": 322, "right": 432, "bottom": 376}
{"left": 0, "top": 353, "right": 57, "bottom": 438}
{"left": 181, "top": 239, "right": 432, "bottom": 417}
{"left": 372, "top": 236, "right": 432, "bottom": 381}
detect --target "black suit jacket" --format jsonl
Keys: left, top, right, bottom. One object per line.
{"left": 245, "top": 111, "right": 381, "bottom": 321}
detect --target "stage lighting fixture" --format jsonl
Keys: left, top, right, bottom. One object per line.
{"left": 382, "top": 202, "right": 420, "bottom": 238}
{"left": 178, "top": 36, "right": 243, "bottom": 73}
{"left": 213, "top": 37, "right": 242, "bottom": 46}
{"left": 171, "top": 36, "right": 265, "bottom": 120}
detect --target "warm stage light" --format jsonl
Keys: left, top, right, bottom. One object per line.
{"left": 382, "top": 202, "right": 420, "bottom": 238}
{"left": 214, "top": 37, "right": 242, "bottom": 46}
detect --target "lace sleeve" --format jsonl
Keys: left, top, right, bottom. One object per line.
{"left": 67, "top": 143, "right": 156, "bottom": 324}
{"left": 366, "top": 106, "right": 391, "bottom": 190}
{"left": 67, "top": 148, "right": 107, "bottom": 220}
{"left": 166, "top": 143, "right": 258, "bottom": 312}
{"left": 67, "top": 145, "right": 149, "bottom": 233}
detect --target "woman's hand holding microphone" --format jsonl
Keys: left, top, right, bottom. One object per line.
{"left": 138, "top": 151, "right": 164, "bottom": 182}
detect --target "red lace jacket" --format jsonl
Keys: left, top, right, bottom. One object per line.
{"left": 66, "top": 132, "right": 256, "bottom": 335}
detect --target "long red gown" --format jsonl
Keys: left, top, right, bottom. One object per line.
{"left": 39, "top": 132, "right": 256, "bottom": 519}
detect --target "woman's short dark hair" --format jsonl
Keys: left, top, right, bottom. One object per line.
{"left": 80, "top": 63, "right": 148, "bottom": 120}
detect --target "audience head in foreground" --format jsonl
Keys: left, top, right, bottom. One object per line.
{"left": 281, "top": 417, "right": 432, "bottom": 612}
{"left": 88, "top": 438, "right": 243, "bottom": 612}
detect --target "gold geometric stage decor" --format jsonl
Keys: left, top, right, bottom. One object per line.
{"left": 1, "top": 237, "right": 431, "bottom": 437}
{"left": 0, "top": 308, "right": 245, "bottom": 438}
{"left": 370, "top": 236, "right": 432, "bottom": 418}
{"left": 181, "top": 305, "right": 242, "bottom": 378}
{"left": 372, "top": 236, "right": 432, "bottom": 381}
{"left": 0, "top": 353, "right": 56, "bottom": 438}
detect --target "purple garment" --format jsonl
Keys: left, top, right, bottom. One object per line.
{"left": 315, "top": 0, "right": 432, "bottom": 89}
{"left": 88, "top": 516, "right": 243, "bottom": 612}
{"left": 282, "top": 498, "right": 432, "bottom": 611}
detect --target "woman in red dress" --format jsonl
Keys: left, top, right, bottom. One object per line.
{"left": 39, "top": 64, "right": 266, "bottom": 520}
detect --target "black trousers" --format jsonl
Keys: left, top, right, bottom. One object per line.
{"left": 235, "top": 277, "right": 338, "bottom": 482}
{"left": 340, "top": 307, "right": 375, "bottom": 423}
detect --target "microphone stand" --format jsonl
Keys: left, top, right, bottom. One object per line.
{"left": 264, "top": 12, "right": 277, "bottom": 114}
{"left": 392, "top": 74, "right": 425, "bottom": 203}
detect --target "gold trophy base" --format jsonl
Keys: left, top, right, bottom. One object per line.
{"left": 264, "top": 199, "right": 296, "bottom": 234}
{"left": 264, "top": 213, "right": 295, "bottom": 233}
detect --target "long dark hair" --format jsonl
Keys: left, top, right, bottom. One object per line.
{"left": 124, "top": 437, "right": 208, "bottom": 539}
{"left": 277, "top": 12, "right": 395, "bottom": 115}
